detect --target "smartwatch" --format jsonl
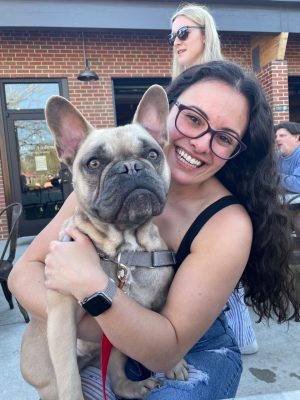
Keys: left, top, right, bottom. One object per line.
{"left": 78, "top": 278, "right": 117, "bottom": 317}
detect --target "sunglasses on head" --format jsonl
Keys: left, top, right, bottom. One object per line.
{"left": 168, "top": 25, "right": 204, "bottom": 47}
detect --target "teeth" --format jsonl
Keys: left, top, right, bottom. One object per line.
{"left": 176, "top": 147, "right": 202, "bottom": 168}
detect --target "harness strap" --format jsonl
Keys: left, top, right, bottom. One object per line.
{"left": 175, "top": 195, "right": 240, "bottom": 270}
{"left": 118, "top": 250, "right": 176, "bottom": 268}
{"left": 99, "top": 250, "right": 176, "bottom": 268}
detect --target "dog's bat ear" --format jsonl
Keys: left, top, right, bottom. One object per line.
{"left": 133, "top": 85, "right": 169, "bottom": 146}
{"left": 45, "top": 96, "right": 94, "bottom": 167}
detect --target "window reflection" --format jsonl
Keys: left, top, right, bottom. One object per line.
{"left": 4, "top": 83, "right": 59, "bottom": 110}
{"left": 16, "top": 120, "right": 64, "bottom": 220}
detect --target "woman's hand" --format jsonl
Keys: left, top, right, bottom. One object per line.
{"left": 44, "top": 227, "right": 108, "bottom": 300}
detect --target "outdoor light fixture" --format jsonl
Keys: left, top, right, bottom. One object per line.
{"left": 77, "top": 32, "right": 99, "bottom": 82}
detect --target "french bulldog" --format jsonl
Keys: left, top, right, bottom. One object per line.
{"left": 20, "top": 85, "right": 188, "bottom": 400}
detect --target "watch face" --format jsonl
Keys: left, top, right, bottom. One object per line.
{"left": 82, "top": 293, "right": 112, "bottom": 317}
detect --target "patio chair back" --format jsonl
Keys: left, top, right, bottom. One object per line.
{"left": 0, "top": 202, "right": 29, "bottom": 322}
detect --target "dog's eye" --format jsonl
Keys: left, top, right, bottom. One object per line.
{"left": 148, "top": 150, "right": 159, "bottom": 160}
{"left": 87, "top": 159, "right": 101, "bottom": 169}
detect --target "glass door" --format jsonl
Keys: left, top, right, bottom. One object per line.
{"left": 0, "top": 79, "right": 70, "bottom": 236}
{"left": 7, "top": 114, "right": 72, "bottom": 236}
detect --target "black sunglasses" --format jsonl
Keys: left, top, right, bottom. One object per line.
{"left": 168, "top": 25, "right": 204, "bottom": 47}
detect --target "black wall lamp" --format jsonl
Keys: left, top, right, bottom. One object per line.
{"left": 77, "top": 32, "right": 99, "bottom": 82}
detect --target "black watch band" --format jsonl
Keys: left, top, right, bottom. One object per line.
{"left": 78, "top": 278, "right": 117, "bottom": 317}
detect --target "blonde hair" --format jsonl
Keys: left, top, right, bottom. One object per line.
{"left": 171, "top": 2, "right": 223, "bottom": 79}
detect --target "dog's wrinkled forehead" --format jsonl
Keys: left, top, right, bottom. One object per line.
{"left": 76, "top": 123, "right": 161, "bottom": 161}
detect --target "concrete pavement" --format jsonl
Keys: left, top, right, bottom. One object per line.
{"left": 0, "top": 236, "right": 300, "bottom": 399}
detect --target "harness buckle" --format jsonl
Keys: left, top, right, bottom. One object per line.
{"left": 116, "top": 253, "right": 129, "bottom": 289}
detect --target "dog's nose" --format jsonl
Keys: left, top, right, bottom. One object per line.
{"left": 122, "top": 160, "right": 143, "bottom": 175}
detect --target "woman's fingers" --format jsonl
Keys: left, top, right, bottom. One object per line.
{"left": 64, "top": 227, "right": 90, "bottom": 244}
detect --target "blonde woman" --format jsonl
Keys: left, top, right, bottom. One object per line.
{"left": 170, "top": 2, "right": 223, "bottom": 79}
{"left": 169, "top": 2, "right": 258, "bottom": 355}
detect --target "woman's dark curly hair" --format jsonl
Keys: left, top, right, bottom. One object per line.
{"left": 167, "top": 60, "right": 300, "bottom": 322}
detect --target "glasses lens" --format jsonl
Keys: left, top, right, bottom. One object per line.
{"left": 176, "top": 107, "right": 208, "bottom": 138}
{"left": 168, "top": 33, "right": 176, "bottom": 46}
{"left": 211, "top": 132, "right": 241, "bottom": 160}
{"left": 177, "top": 27, "right": 189, "bottom": 40}
{"left": 168, "top": 27, "right": 189, "bottom": 46}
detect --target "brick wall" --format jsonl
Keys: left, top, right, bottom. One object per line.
{"left": 0, "top": 30, "right": 173, "bottom": 128}
{"left": 258, "top": 60, "right": 290, "bottom": 124}
{"left": 285, "top": 33, "right": 300, "bottom": 75}
{"left": 221, "top": 33, "right": 252, "bottom": 69}
{"left": 256, "top": 34, "right": 300, "bottom": 125}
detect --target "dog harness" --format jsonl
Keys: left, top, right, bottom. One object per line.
{"left": 98, "top": 250, "right": 176, "bottom": 289}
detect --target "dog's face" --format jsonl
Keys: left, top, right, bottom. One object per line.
{"left": 45, "top": 85, "right": 170, "bottom": 230}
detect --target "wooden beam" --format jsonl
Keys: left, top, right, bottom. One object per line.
{"left": 251, "top": 32, "right": 289, "bottom": 68}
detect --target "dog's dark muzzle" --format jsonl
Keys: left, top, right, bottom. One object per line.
{"left": 92, "top": 159, "right": 168, "bottom": 228}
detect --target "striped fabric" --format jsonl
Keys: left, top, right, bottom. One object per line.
{"left": 81, "top": 366, "right": 117, "bottom": 400}
{"left": 225, "top": 286, "right": 257, "bottom": 347}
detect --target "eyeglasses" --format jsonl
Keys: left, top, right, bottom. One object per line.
{"left": 174, "top": 102, "right": 247, "bottom": 160}
{"left": 168, "top": 25, "right": 204, "bottom": 47}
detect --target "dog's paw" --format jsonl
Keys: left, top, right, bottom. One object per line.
{"left": 137, "top": 377, "right": 161, "bottom": 398}
{"left": 165, "top": 359, "right": 189, "bottom": 381}
{"left": 113, "top": 377, "right": 161, "bottom": 399}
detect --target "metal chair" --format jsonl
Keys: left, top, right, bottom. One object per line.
{"left": 0, "top": 202, "right": 29, "bottom": 323}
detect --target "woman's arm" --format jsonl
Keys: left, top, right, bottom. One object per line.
{"left": 44, "top": 203, "right": 252, "bottom": 372}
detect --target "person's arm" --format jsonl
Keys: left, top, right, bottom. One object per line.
{"left": 280, "top": 164, "right": 300, "bottom": 193}
{"left": 44, "top": 203, "right": 252, "bottom": 372}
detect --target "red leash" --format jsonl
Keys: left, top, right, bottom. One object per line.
{"left": 101, "top": 333, "right": 113, "bottom": 400}
{"left": 101, "top": 274, "right": 126, "bottom": 399}
{"left": 101, "top": 333, "right": 112, "bottom": 400}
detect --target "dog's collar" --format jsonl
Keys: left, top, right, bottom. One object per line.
{"left": 98, "top": 250, "right": 176, "bottom": 269}
{"left": 98, "top": 250, "right": 177, "bottom": 289}
{"left": 61, "top": 234, "right": 176, "bottom": 288}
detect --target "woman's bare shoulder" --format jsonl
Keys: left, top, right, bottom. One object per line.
{"left": 193, "top": 201, "right": 252, "bottom": 245}
{"left": 190, "top": 202, "right": 253, "bottom": 273}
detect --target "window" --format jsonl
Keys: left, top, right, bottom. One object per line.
{"left": 4, "top": 82, "right": 60, "bottom": 110}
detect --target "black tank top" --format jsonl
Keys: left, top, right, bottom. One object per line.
{"left": 175, "top": 195, "right": 240, "bottom": 271}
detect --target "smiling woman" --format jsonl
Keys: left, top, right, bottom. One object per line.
{"left": 165, "top": 76, "right": 249, "bottom": 193}
{"left": 169, "top": 2, "right": 259, "bottom": 356}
